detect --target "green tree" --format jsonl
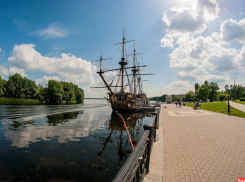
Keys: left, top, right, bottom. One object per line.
{"left": 236, "top": 85, "right": 243, "bottom": 99}
{"left": 47, "top": 80, "right": 64, "bottom": 103}
{"left": 6, "top": 73, "right": 23, "bottom": 98}
{"left": 36, "top": 84, "right": 47, "bottom": 101}
{"left": 241, "top": 91, "right": 245, "bottom": 98}
{"left": 208, "top": 82, "right": 219, "bottom": 102}
{"left": 183, "top": 91, "right": 194, "bottom": 101}
{"left": 0, "top": 76, "right": 4, "bottom": 97}
{"left": 61, "top": 81, "right": 84, "bottom": 103}
{"left": 194, "top": 83, "right": 200, "bottom": 93}
{"left": 196, "top": 84, "right": 209, "bottom": 101}
{"left": 219, "top": 93, "right": 229, "bottom": 101}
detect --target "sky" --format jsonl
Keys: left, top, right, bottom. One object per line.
{"left": 0, "top": 0, "right": 245, "bottom": 98}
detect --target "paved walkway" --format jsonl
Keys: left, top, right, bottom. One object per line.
{"left": 145, "top": 104, "right": 245, "bottom": 182}
{"left": 230, "top": 101, "right": 245, "bottom": 112}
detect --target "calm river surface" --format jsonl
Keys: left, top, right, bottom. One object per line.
{"left": 0, "top": 99, "right": 153, "bottom": 182}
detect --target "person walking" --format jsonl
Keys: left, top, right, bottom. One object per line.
{"left": 193, "top": 101, "right": 196, "bottom": 109}
{"left": 179, "top": 101, "right": 181, "bottom": 107}
{"left": 175, "top": 101, "right": 178, "bottom": 108}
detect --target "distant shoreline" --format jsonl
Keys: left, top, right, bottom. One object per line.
{"left": 84, "top": 98, "right": 106, "bottom": 99}
{"left": 0, "top": 98, "right": 83, "bottom": 105}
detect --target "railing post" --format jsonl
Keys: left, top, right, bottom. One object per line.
{"left": 153, "top": 110, "right": 159, "bottom": 129}
{"left": 143, "top": 124, "right": 154, "bottom": 174}
{"left": 153, "top": 113, "right": 157, "bottom": 141}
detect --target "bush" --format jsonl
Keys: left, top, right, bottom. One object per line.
{"left": 240, "top": 97, "right": 245, "bottom": 101}
{"left": 241, "top": 91, "right": 245, "bottom": 98}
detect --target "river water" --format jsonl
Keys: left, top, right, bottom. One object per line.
{"left": 0, "top": 99, "right": 153, "bottom": 182}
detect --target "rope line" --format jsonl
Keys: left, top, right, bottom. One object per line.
{"left": 104, "top": 45, "right": 121, "bottom": 70}
{"left": 116, "top": 113, "right": 134, "bottom": 150}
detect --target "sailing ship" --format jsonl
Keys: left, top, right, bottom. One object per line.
{"left": 92, "top": 31, "right": 153, "bottom": 112}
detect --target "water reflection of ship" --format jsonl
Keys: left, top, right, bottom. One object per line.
{"left": 93, "top": 112, "right": 150, "bottom": 171}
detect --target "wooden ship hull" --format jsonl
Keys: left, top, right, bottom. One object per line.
{"left": 108, "top": 93, "right": 144, "bottom": 112}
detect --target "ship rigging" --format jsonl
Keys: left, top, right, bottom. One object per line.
{"left": 91, "top": 31, "right": 154, "bottom": 112}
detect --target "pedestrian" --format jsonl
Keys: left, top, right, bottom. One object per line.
{"left": 175, "top": 101, "right": 178, "bottom": 108}
{"left": 179, "top": 101, "right": 181, "bottom": 107}
{"left": 193, "top": 101, "right": 196, "bottom": 109}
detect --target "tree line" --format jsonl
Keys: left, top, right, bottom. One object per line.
{"left": 149, "top": 94, "right": 168, "bottom": 102}
{"left": 0, "top": 73, "right": 84, "bottom": 103}
{"left": 183, "top": 80, "right": 245, "bottom": 102}
{"left": 150, "top": 80, "right": 245, "bottom": 102}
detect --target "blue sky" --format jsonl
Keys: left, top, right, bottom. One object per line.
{"left": 1, "top": 0, "right": 245, "bottom": 98}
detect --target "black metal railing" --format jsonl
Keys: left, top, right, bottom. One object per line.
{"left": 112, "top": 107, "right": 160, "bottom": 182}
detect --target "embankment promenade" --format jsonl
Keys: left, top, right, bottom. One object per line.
{"left": 145, "top": 103, "right": 245, "bottom": 182}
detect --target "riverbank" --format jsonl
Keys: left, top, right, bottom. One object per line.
{"left": 0, "top": 98, "right": 44, "bottom": 105}
{"left": 0, "top": 98, "right": 83, "bottom": 105}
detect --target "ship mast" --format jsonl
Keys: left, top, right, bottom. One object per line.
{"left": 119, "top": 31, "right": 127, "bottom": 93}
{"left": 132, "top": 43, "right": 137, "bottom": 96}
{"left": 130, "top": 42, "right": 143, "bottom": 97}
{"left": 94, "top": 49, "right": 114, "bottom": 95}
{"left": 114, "top": 30, "right": 134, "bottom": 93}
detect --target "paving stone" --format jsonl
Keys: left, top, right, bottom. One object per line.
{"left": 145, "top": 104, "right": 245, "bottom": 182}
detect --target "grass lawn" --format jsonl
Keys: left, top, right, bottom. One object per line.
{"left": 236, "top": 100, "right": 245, "bottom": 105}
{"left": 185, "top": 102, "right": 245, "bottom": 118}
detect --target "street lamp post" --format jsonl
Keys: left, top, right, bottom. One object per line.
{"left": 224, "top": 85, "right": 230, "bottom": 112}
{"left": 230, "top": 76, "right": 237, "bottom": 101}
{"left": 209, "top": 88, "right": 213, "bottom": 102}
{"left": 230, "top": 85, "right": 233, "bottom": 100}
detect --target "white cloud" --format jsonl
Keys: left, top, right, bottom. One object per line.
{"left": 0, "top": 64, "right": 27, "bottom": 78}
{"left": 203, "top": 48, "right": 238, "bottom": 72}
{"left": 162, "top": 0, "right": 219, "bottom": 36}
{"left": 35, "top": 76, "right": 60, "bottom": 85}
{"left": 220, "top": 18, "right": 245, "bottom": 43}
{"left": 160, "top": 0, "right": 244, "bottom": 94}
{"left": 161, "top": 0, "right": 220, "bottom": 49}
{"left": 204, "top": 74, "right": 229, "bottom": 84}
{"left": 0, "top": 64, "right": 8, "bottom": 76}
{"left": 162, "top": 6, "right": 207, "bottom": 34}
{"left": 167, "top": 33, "right": 241, "bottom": 76}
{"left": 163, "top": 81, "right": 194, "bottom": 94}
{"left": 196, "top": 0, "right": 220, "bottom": 22}
{"left": 160, "top": 33, "right": 179, "bottom": 48}
{"left": 62, "top": 73, "right": 95, "bottom": 85}
{"left": 0, "top": 47, "right": 5, "bottom": 56}
{"left": 8, "top": 44, "right": 97, "bottom": 85}
{"left": 176, "top": 67, "right": 207, "bottom": 81}
{"left": 8, "top": 67, "right": 27, "bottom": 77}
{"left": 31, "top": 23, "right": 68, "bottom": 39}
{"left": 235, "top": 44, "right": 245, "bottom": 69}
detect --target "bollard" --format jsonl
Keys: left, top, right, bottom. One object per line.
{"left": 228, "top": 101, "right": 230, "bottom": 113}
{"left": 153, "top": 111, "right": 159, "bottom": 129}
{"left": 143, "top": 124, "right": 154, "bottom": 174}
